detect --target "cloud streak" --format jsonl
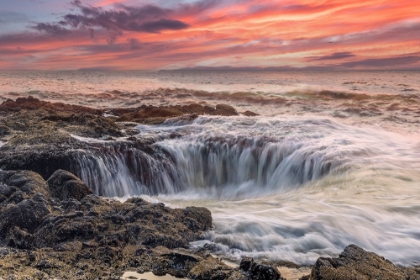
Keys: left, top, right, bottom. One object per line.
{"left": 341, "top": 55, "right": 420, "bottom": 68}
{"left": 0, "top": 0, "right": 419, "bottom": 70}
{"left": 308, "top": 52, "right": 355, "bottom": 61}
{"left": 30, "top": 0, "right": 190, "bottom": 42}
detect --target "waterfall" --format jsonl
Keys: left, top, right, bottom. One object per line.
{"left": 74, "top": 134, "right": 343, "bottom": 198}
{"left": 70, "top": 115, "right": 396, "bottom": 198}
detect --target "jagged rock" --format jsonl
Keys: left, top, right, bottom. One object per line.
{"left": 118, "top": 103, "right": 240, "bottom": 124}
{"left": 0, "top": 193, "right": 51, "bottom": 235}
{"left": 6, "top": 226, "right": 33, "bottom": 249}
{"left": 0, "top": 169, "right": 217, "bottom": 278}
{"left": 240, "top": 257, "right": 254, "bottom": 271}
{"left": 0, "top": 171, "right": 211, "bottom": 251}
{"left": 181, "top": 206, "right": 212, "bottom": 231}
{"left": 304, "top": 244, "right": 419, "bottom": 280}
{"left": 0, "top": 170, "right": 50, "bottom": 198}
{"left": 47, "top": 169, "right": 92, "bottom": 201}
{"left": 189, "top": 256, "right": 233, "bottom": 279}
{"left": 0, "top": 125, "right": 11, "bottom": 137}
{"left": 240, "top": 257, "right": 283, "bottom": 280}
{"left": 249, "top": 263, "right": 283, "bottom": 280}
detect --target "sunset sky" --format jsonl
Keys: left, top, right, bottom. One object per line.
{"left": 0, "top": 0, "right": 419, "bottom": 70}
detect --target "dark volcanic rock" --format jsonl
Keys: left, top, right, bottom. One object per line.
{"left": 304, "top": 244, "right": 420, "bottom": 280}
{"left": 243, "top": 110, "right": 259, "bottom": 117}
{"left": 0, "top": 194, "right": 50, "bottom": 235}
{"left": 0, "top": 170, "right": 50, "bottom": 198}
{"left": 47, "top": 169, "right": 92, "bottom": 200}
{"left": 118, "top": 103, "right": 239, "bottom": 124}
{"left": 214, "top": 104, "right": 238, "bottom": 116}
{"left": 0, "top": 97, "right": 247, "bottom": 185}
{"left": 0, "top": 170, "right": 217, "bottom": 279}
{"left": 189, "top": 255, "right": 234, "bottom": 280}
{"left": 240, "top": 257, "right": 284, "bottom": 280}
{"left": 0, "top": 172, "right": 212, "bottom": 251}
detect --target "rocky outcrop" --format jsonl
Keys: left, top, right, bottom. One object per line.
{"left": 0, "top": 170, "right": 212, "bottom": 250}
{"left": 0, "top": 97, "right": 245, "bottom": 182}
{"left": 0, "top": 169, "right": 217, "bottom": 278}
{"left": 240, "top": 257, "right": 284, "bottom": 280}
{"left": 47, "top": 169, "right": 92, "bottom": 200}
{"left": 117, "top": 103, "right": 239, "bottom": 124}
{"left": 301, "top": 244, "right": 420, "bottom": 280}
{"left": 0, "top": 169, "right": 285, "bottom": 280}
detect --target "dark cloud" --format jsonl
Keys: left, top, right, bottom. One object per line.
{"left": 33, "top": 23, "right": 71, "bottom": 36}
{"left": 136, "top": 19, "right": 188, "bottom": 33}
{"left": 308, "top": 52, "right": 355, "bottom": 61}
{"left": 31, "top": 1, "right": 190, "bottom": 42}
{"left": 341, "top": 55, "right": 420, "bottom": 68}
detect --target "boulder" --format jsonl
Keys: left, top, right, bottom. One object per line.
{"left": 181, "top": 206, "right": 213, "bottom": 231}
{"left": 189, "top": 256, "right": 233, "bottom": 279}
{"left": 0, "top": 193, "right": 50, "bottom": 235}
{"left": 240, "top": 257, "right": 283, "bottom": 280}
{"left": 47, "top": 170, "right": 92, "bottom": 201}
{"left": 0, "top": 170, "right": 50, "bottom": 198}
{"left": 214, "top": 104, "right": 238, "bottom": 116}
{"left": 243, "top": 110, "right": 259, "bottom": 117}
{"left": 304, "top": 244, "right": 416, "bottom": 280}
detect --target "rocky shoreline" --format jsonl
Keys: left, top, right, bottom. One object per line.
{"left": 0, "top": 97, "right": 419, "bottom": 279}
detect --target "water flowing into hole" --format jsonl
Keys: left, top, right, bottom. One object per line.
{"left": 71, "top": 115, "right": 420, "bottom": 266}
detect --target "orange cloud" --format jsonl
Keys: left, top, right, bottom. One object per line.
{"left": 0, "top": 0, "right": 419, "bottom": 70}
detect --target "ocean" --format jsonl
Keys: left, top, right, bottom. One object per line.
{"left": 1, "top": 70, "right": 420, "bottom": 266}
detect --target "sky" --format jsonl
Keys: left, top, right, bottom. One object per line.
{"left": 0, "top": 0, "right": 419, "bottom": 70}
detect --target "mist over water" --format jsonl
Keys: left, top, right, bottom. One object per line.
{"left": 133, "top": 115, "right": 420, "bottom": 266}
{"left": 2, "top": 70, "right": 420, "bottom": 266}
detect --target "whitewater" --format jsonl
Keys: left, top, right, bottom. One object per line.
{"left": 1, "top": 70, "right": 420, "bottom": 266}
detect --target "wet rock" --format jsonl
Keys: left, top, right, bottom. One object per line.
{"left": 240, "top": 257, "right": 283, "bottom": 280}
{"left": 0, "top": 170, "right": 50, "bottom": 198}
{"left": 249, "top": 263, "right": 283, "bottom": 280}
{"left": 47, "top": 169, "right": 92, "bottom": 201}
{"left": 0, "top": 96, "right": 100, "bottom": 115}
{"left": 189, "top": 256, "right": 233, "bottom": 280}
{"left": 0, "top": 125, "right": 11, "bottom": 137}
{"left": 243, "top": 110, "right": 259, "bottom": 117}
{"left": 0, "top": 169, "right": 218, "bottom": 279}
{"left": 163, "top": 251, "right": 200, "bottom": 275}
{"left": 240, "top": 257, "right": 253, "bottom": 271}
{"left": 181, "top": 206, "right": 212, "bottom": 231}
{"left": 0, "top": 193, "right": 50, "bottom": 235}
{"left": 304, "top": 244, "right": 418, "bottom": 280}
{"left": 118, "top": 103, "right": 239, "bottom": 124}
{"left": 6, "top": 226, "right": 33, "bottom": 249}
{"left": 214, "top": 104, "right": 238, "bottom": 116}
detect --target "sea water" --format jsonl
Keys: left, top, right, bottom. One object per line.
{"left": 1, "top": 70, "right": 419, "bottom": 266}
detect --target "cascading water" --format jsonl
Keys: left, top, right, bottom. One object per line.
{"left": 72, "top": 115, "right": 420, "bottom": 266}
{"left": 74, "top": 116, "right": 358, "bottom": 198}
{"left": 74, "top": 144, "right": 181, "bottom": 197}
{"left": 3, "top": 70, "right": 420, "bottom": 268}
